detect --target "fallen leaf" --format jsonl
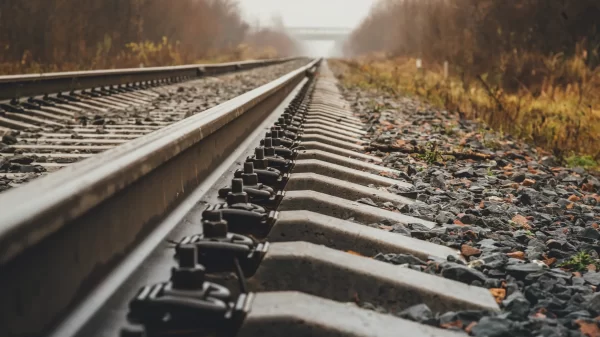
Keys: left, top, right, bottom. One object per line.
{"left": 543, "top": 257, "right": 557, "bottom": 266}
{"left": 512, "top": 214, "right": 530, "bottom": 229}
{"left": 490, "top": 288, "right": 506, "bottom": 303}
{"left": 347, "top": 251, "right": 363, "bottom": 256}
{"left": 395, "top": 139, "right": 407, "bottom": 147}
{"left": 440, "top": 320, "right": 463, "bottom": 329}
{"left": 522, "top": 178, "right": 536, "bottom": 186}
{"left": 507, "top": 251, "right": 525, "bottom": 260}
{"left": 576, "top": 319, "right": 600, "bottom": 337}
{"left": 569, "top": 195, "right": 581, "bottom": 202}
{"left": 594, "top": 223, "right": 599, "bottom": 229}
{"left": 567, "top": 203, "right": 575, "bottom": 210}
{"left": 589, "top": 264, "right": 598, "bottom": 272}
{"left": 461, "top": 244, "right": 482, "bottom": 258}
{"left": 583, "top": 183, "right": 595, "bottom": 192}
{"left": 453, "top": 219, "right": 466, "bottom": 226}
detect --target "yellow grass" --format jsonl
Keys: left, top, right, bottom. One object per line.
{"left": 331, "top": 55, "right": 600, "bottom": 163}
{"left": 0, "top": 38, "right": 289, "bottom": 75}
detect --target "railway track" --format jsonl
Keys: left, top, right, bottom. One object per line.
{"left": 0, "top": 58, "right": 304, "bottom": 192}
{"left": 0, "top": 59, "right": 501, "bottom": 337}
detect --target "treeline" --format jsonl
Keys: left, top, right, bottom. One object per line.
{"left": 0, "top": 0, "right": 299, "bottom": 73}
{"left": 342, "top": 0, "right": 600, "bottom": 160}
{"left": 346, "top": 0, "right": 600, "bottom": 92}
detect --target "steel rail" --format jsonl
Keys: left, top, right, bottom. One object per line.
{"left": 51, "top": 74, "right": 313, "bottom": 337}
{"left": 0, "top": 59, "right": 319, "bottom": 336}
{"left": 0, "top": 58, "right": 319, "bottom": 264}
{"left": 0, "top": 57, "right": 299, "bottom": 101}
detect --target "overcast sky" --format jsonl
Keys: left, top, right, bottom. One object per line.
{"left": 238, "top": 0, "right": 376, "bottom": 29}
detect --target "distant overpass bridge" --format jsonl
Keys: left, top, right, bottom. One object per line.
{"left": 286, "top": 27, "right": 353, "bottom": 42}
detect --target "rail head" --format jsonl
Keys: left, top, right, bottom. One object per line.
{"left": 0, "top": 57, "right": 303, "bottom": 101}
{"left": 0, "top": 58, "right": 321, "bottom": 265}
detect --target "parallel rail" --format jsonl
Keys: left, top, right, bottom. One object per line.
{"left": 0, "top": 58, "right": 306, "bottom": 194}
{"left": 0, "top": 58, "right": 297, "bottom": 101}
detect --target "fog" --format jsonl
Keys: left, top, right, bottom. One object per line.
{"left": 239, "top": 0, "right": 375, "bottom": 57}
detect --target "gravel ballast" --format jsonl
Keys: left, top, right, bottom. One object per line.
{"left": 331, "top": 62, "right": 600, "bottom": 337}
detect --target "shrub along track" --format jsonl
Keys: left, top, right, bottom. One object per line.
{"left": 3, "top": 58, "right": 592, "bottom": 337}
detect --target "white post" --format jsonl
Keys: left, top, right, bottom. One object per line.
{"left": 416, "top": 59, "right": 422, "bottom": 69}
{"left": 443, "top": 61, "right": 449, "bottom": 80}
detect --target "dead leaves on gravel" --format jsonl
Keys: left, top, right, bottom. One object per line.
{"left": 460, "top": 244, "right": 481, "bottom": 258}
{"left": 576, "top": 319, "right": 600, "bottom": 337}
{"left": 489, "top": 288, "right": 506, "bottom": 304}
{"left": 511, "top": 214, "right": 532, "bottom": 230}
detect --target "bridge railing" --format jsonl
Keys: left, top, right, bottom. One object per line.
{"left": 285, "top": 27, "right": 353, "bottom": 41}
{"left": 286, "top": 27, "right": 353, "bottom": 34}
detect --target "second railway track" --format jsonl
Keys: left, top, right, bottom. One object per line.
{"left": 0, "top": 59, "right": 500, "bottom": 337}
{"left": 0, "top": 58, "right": 308, "bottom": 192}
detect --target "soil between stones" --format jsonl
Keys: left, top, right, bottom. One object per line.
{"left": 331, "top": 63, "right": 600, "bottom": 337}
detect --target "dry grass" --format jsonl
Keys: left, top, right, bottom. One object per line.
{"left": 0, "top": 38, "right": 291, "bottom": 75}
{"left": 331, "top": 54, "right": 600, "bottom": 164}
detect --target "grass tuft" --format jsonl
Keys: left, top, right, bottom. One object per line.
{"left": 558, "top": 251, "right": 599, "bottom": 271}
{"left": 566, "top": 155, "right": 598, "bottom": 169}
